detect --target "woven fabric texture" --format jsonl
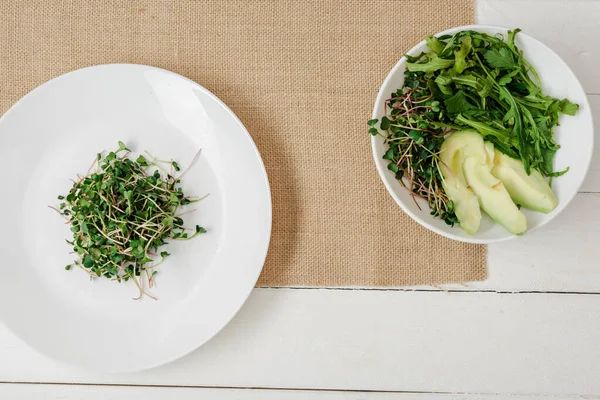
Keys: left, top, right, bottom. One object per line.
{"left": 0, "top": 0, "right": 485, "bottom": 286}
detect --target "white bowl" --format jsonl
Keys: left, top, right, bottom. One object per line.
{"left": 371, "top": 25, "right": 594, "bottom": 244}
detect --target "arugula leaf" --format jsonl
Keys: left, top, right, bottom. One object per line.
{"left": 455, "top": 114, "right": 515, "bottom": 144}
{"left": 434, "top": 74, "right": 454, "bottom": 96}
{"left": 507, "top": 81, "right": 528, "bottom": 95}
{"left": 557, "top": 99, "right": 579, "bottom": 116}
{"left": 484, "top": 47, "right": 517, "bottom": 70}
{"left": 540, "top": 147, "right": 558, "bottom": 176}
{"left": 446, "top": 73, "right": 492, "bottom": 98}
{"left": 407, "top": 55, "right": 454, "bottom": 72}
{"left": 444, "top": 90, "right": 476, "bottom": 114}
{"left": 507, "top": 28, "right": 522, "bottom": 54}
{"left": 500, "top": 87, "right": 529, "bottom": 173}
{"left": 498, "top": 69, "right": 519, "bottom": 86}
{"left": 427, "top": 78, "right": 447, "bottom": 100}
{"left": 547, "top": 166, "right": 570, "bottom": 178}
{"left": 438, "top": 34, "right": 457, "bottom": 57}
{"left": 425, "top": 35, "right": 445, "bottom": 54}
{"left": 453, "top": 36, "right": 472, "bottom": 74}
{"left": 405, "top": 52, "right": 427, "bottom": 63}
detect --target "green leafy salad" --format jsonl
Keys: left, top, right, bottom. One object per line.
{"left": 50, "top": 142, "right": 206, "bottom": 299}
{"left": 369, "top": 29, "right": 578, "bottom": 235}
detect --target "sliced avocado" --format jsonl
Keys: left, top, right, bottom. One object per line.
{"left": 484, "top": 141, "right": 495, "bottom": 167}
{"left": 441, "top": 180, "right": 481, "bottom": 235}
{"left": 491, "top": 150, "right": 558, "bottom": 214}
{"left": 440, "top": 130, "right": 487, "bottom": 183}
{"left": 463, "top": 156, "right": 527, "bottom": 235}
{"left": 438, "top": 131, "right": 486, "bottom": 235}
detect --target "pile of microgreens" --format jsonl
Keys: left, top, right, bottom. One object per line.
{"left": 369, "top": 73, "right": 458, "bottom": 225}
{"left": 50, "top": 142, "right": 206, "bottom": 300}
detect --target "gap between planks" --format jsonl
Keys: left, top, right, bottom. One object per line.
{"left": 257, "top": 286, "right": 600, "bottom": 295}
{"left": 0, "top": 381, "right": 446, "bottom": 394}
{"left": 2, "top": 381, "right": 599, "bottom": 399}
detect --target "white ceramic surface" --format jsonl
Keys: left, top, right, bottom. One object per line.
{"left": 371, "top": 25, "right": 594, "bottom": 244}
{"left": 0, "top": 64, "right": 272, "bottom": 372}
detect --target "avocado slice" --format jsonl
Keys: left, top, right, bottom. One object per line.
{"left": 484, "top": 141, "right": 495, "bottom": 167}
{"left": 439, "top": 131, "right": 486, "bottom": 235}
{"left": 463, "top": 156, "right": 527, "bottom": 235}
{"left": 491, "top": 150, "right": 558, "bottom": 214}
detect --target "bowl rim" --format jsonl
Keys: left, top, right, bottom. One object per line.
{"left": 370, "top": 24, "right": 594, "bottom": 244}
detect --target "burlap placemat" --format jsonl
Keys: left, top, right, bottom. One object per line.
{"left": 0, "top": 0, "right": 485, "bottom": 287}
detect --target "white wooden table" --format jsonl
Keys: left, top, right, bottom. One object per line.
{"left": 2, "top": 1, "right": 599, "bottom": 398}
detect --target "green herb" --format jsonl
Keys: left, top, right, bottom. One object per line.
{"left": 483, "top": 47, "right": 517, "bottom": 69}
{"left": 50, "top": 143, "right": 207, "bottom": 300}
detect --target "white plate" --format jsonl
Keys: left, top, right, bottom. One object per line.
{"left": 371, "top": 25, "right": 594, "bottom": 244}
{"left": 0, "top": 64, "right": 272, "bottom": 372}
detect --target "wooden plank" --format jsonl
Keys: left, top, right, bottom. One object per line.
{"left": 0, "top": 383, "right": 596, "bottom": 400}
{"left": 1, "top": 288, "right": 600, "bottom": 395}
{"left": 477, "top": 0, "right": 600, "bottom": 94}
